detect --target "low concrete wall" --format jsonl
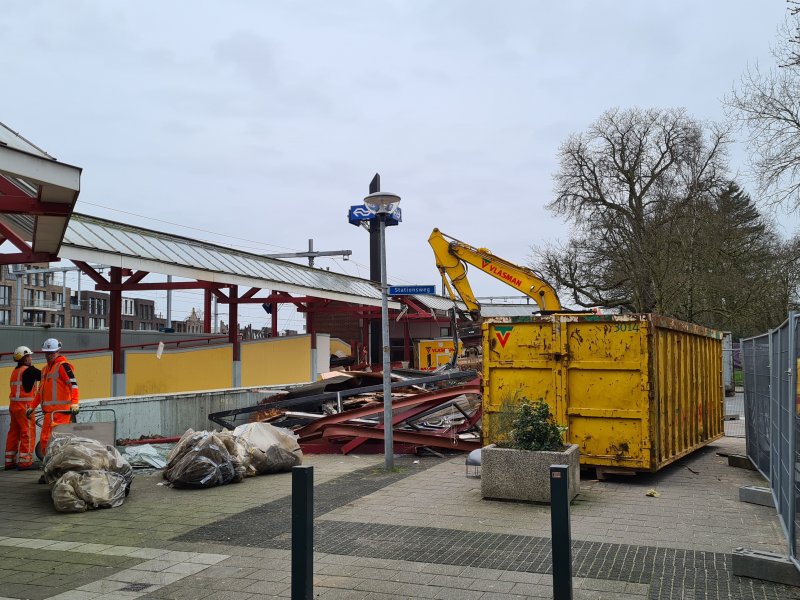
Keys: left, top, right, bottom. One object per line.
{"left": 0, "top": 382, "right": 310, "bottom": 450}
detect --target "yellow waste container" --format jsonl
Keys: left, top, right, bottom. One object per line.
{"left": 482, "top": 313, "right": 724, "bottom": 473}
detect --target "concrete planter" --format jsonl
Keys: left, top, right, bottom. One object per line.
{"left": 481, "top": 443, "right": 580, "bottom": 504}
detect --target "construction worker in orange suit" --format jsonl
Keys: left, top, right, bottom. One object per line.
{"left": 26, "top": 338, "right": 79, "bottom": 460}
{"left": 4, "top": 346, "right": 41, "bottom": 470}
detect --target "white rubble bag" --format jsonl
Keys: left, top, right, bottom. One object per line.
{"left": 43, "top": 433, "right": 133, "bottom": 513}
{"left": 51, "top": 470, "right": 130, "bottom": 512}
{"left": 232, "top": 422, "right": 303, "bottom": 474}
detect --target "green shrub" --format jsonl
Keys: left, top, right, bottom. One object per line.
{"left": 505, "top": 398, "right": 566, "bottom": 452}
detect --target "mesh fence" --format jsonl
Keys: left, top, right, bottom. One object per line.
{"left": 742, "top": 335, "right": 771, "bottom": 474}
{"left": 742, "top": 314, "right": 799, "bottom": 565}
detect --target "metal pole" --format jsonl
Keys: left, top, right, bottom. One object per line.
{"left": 550, "top": 464, "right": 573, "bottom": 600}
{"left": 166, "top": 275, "right": 172, "bottom": 330}
{"left": 213, "top": 295, "right": 218, "bottom": 334}
{"left": 380, "top": 213, "right": 394, "bottom": 470}
{"left": 61, "top": 273, "right": 67, "bottom": 326}
{"left": 14, "top": 272, "right": 22, "bottom": 326}
{"left": 788, "top": 313, "right": 797, "bottom": 556}
{"left": 369, "top": 174, "right": 382, "bottom": 365}
{"left": 291, "top": 465, "right": 314, "bottom": 600}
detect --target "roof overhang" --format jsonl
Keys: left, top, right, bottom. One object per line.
{"left": 0, "top": 123, "right": 81, "bottom": 257}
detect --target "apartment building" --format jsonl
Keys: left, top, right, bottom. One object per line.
{"left": 0, "top": 265, "right": 165, "bottom": 331}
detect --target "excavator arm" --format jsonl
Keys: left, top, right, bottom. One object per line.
{"left": 428, "top": 228, "right": 561, "bottom": 315}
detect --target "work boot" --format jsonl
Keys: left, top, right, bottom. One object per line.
{"left": 17, "top": 465, "right": 34, "bottom": 471}
{"left": 3, "top": 464, "right": 16, "bottom": 471}
{"left": 37, "top": 474, "right": 46, "bottom": 484}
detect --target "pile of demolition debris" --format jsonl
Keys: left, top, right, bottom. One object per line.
{"left": 209, "top": 368, "right": 482, "bottom": 454}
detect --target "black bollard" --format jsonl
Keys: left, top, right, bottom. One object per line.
{"left": 550, "top": 464, "right": 573, "bottom": 600}
{"left": 292, "top": 465, "right": 314, "bottom": 600}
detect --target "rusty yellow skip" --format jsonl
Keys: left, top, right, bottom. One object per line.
{"left": 482, "top": 313, "right": 724, "bottom": 473}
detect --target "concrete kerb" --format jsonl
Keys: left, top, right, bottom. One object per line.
{"left": 733, "top": 548, "right": 800, "bottom": 588}
{"left": 739, "top": 485, "right": 775, "bottom": 507}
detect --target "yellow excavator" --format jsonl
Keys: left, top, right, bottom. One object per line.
{"left": 428, "top": 228, "right": 562, "bottom": 350}
{"left": 428, "top": 228, "right": 561, "bottom": 314}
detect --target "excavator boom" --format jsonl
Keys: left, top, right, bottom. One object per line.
{"left": 428, "top": 228, "right": 561, "bottom": 314}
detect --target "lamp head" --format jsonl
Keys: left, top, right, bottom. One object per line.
{"left": 363, "top": 192, "right": 401, "bottom": 216}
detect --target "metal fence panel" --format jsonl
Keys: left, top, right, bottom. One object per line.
{"left": 743, "top": 334, "right": 771, "bottom": 476}
{"left": 785, "top": 315, "right": 800, "bottom": 565}
{"left": 742, "top": 313, "right": 800, "bottom": 564}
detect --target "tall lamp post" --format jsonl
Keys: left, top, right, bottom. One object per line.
{"left": 363, "top": 191, "right": 401, "bottom": 470}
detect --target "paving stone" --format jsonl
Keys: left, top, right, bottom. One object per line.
{"left": 393, "top": 583, "right": 440, "bottom": 599}
{"left": 315, "top": 588, "right": 369, "bottom": 600}
{"left": 162, "top": 561, "right": 211, "bottom": 575}
{"left": 46, "top": 592, "right": 102, "bottom": 600}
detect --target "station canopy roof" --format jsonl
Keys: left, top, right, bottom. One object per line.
{"left": 406, "top": 293, "right": 538, "bottom": 317}
{"left": 0, "top": 122, "right": 81, "bottom": 255}
{"left": 59, "top": 213, "right": 397, "bottom": 308}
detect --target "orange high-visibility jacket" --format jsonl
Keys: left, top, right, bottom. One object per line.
{"left": 31, "top": 356, "right": 79, "bottom": 413}
{"left": 9, "top": 365, "right": 36, "bottom": 403}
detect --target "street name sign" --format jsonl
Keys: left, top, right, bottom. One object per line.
{"left": 388, "top": 285, "right": 436, "bottom": 295}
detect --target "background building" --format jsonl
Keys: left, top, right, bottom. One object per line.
{"left": 0, "top": 264, "right": 166, "bottom": 331}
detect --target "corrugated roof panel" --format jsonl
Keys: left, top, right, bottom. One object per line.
{"left": 60, "top": 213, "right": 386, "bottom": 306}
{"left": 0, "top": 213, "right": 34, "bottom": 242}
{"left": 406, "top": 295, "right": 462, "bottom": 312}
{"left": 0, "top": 122, "right": 52, "bottom": 158}
{"left": 481, "top": 304, "right": 538, "bottom": 318}
{"left": 404, "top": 294, "right": 539, "bottom": 318}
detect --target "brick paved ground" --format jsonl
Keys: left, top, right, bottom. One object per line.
{"left": 0, "top": 436, "right": 795, "bottom": 599}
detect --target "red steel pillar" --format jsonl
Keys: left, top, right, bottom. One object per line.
{"left": 307, "top": 304, "right": 315, "bottom": 349}
{"left": 229, "top": 285, "right": 239, "bottom": 361}
{"left": 403, "top": 320, "right": 411, "bottom": 365}
{"left": 109, "top": 267, "right": 123, "bottom": 375}
{"left": 271, "top": 293, "right": 279, "bottom": 337}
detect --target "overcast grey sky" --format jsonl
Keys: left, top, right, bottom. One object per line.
{"left": 0, "top": 1, "right": 793, "bottom": 330}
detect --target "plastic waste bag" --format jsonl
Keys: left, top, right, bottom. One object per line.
{"left": 43, "top": 433, "right": 133, "bottom": 485}
{"left": 233, "top": 422, "right": 303, "bottom": 474}
{"left": 215, "top": 430, "right": 249, "bottom": 481}
{"left": 163, "top": 429, "right": 240, "bottom": 488}
{"left": 43, "top": 433, "right": 134, "bottom": 513}
{"left": 52, "top": 470, "right": 129, "bottom": 513}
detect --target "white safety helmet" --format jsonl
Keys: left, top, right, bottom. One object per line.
{"left": 41, "top": 338, "right": 62, "bottom": 353}
{"left": 12, "top": 346, "right": 33, "bottom": 362}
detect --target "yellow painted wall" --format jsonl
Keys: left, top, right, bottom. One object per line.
{"left": 241, "top": 336, "right": 312, "bottom": 386}
{"left": 0, "top": 353, "right": 113, "bottom": 407}
{"left": 330, "top": 337, "right": 352, "bottom": 358}
{"left": 125, "top": 345, "right": 233, "bottom": 396}
{"left": 69, "top": 354, "right": 114, "bottom": 400}
{"left": 0, "top": 339, "right": 314, "bottom": 404}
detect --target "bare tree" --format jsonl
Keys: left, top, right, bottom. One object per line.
{"left": 726, "top": 5, "right": 800, "bottom": 208}
{"left": 783, "top": 1, "right": 800, "bottom": 67}
{"left": 540, "top": 107, "right": 730, "bottom": 313}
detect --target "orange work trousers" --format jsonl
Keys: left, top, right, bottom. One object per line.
{"left": 39, "top": 411, "right": 71, "bottom": 458}
{"left": 4, "top": 403, "right": 35, "bottom": 468}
